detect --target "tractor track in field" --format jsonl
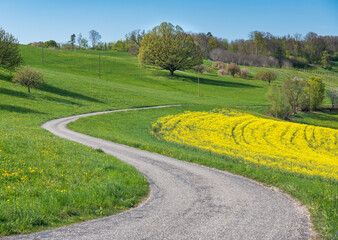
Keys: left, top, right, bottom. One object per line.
{"left": 9, "top": 105, "right": 311, "bottom": 240}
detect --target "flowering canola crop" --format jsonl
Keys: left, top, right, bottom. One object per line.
{"left": 152, "top": 110, "right": 338, "bottom": 179}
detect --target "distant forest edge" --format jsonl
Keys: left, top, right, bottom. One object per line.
{"left": 29, "top": 27, "right": 337, "bottom": 69}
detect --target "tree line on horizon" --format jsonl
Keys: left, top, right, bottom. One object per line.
{"left": 1, "top": 23, "right": 337, "bottom": 73}
{"left": 1, "top": 24, "right": 337, "bottom": 115}
{"left": 28, "top": 25, "right": 337, "bottom": 70}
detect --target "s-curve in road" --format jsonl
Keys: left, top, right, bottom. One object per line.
{"left": 10, "top": 106, "right": 311, "bottom": 240}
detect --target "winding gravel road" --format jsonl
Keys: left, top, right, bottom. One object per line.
{"left": 10, "top": 106, "right": 311, "bottom": 240}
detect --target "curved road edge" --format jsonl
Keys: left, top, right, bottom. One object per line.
{"left": 9, "top": 105, "right": 313, "bottom": 240}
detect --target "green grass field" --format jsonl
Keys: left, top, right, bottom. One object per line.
{"left": 1, "top": 45, "right": 337, "bottom": 238}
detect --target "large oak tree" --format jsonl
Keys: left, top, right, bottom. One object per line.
{"left": 138, "top": 22, "right": 202, "bottom": 76}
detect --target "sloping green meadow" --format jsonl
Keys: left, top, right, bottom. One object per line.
{"left": 0, "top": 46, "right": 269, "bottom": 235}
{"left": 1, "top": 45, "right": 337, "bottom": 237}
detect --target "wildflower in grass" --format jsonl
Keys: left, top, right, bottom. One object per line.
{"left": 152, "top": 109, "right": 338, "bottom": 179}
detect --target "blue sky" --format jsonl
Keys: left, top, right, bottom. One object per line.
{"left": 1, "top": 0, "right": 337, "bottom": 44}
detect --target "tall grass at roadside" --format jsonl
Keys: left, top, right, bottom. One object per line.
{"left": 0, "top": 68, "right": 155, "bottom": 235}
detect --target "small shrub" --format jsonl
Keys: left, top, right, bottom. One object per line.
{"left": 43, "top": 40, "right": 58, "bottom": 49}
{"left": 217, "top": 68, "right": 227, "bottom": 75}
{"left": 12, "top": 66, "right": 44, "bottom": 94}
{"left": 28, "top": 41, "right": 44, "bottom": 47}
{"left": 225, "top": 63, "right": 240, "bottom": 77}
{"left": 255, "top": 70, "right": 277, "bottom": 85}
{"left": 212, "top": 61, "right": 225, "bottom": 69}
{"left": 309, "top": 76, "right": 325, "bottom": 110}
{"left": 266, "top": 86, "right": 291, "bottom": 119}
{"left": 239, "top": 68, "right": 249, "bottom": 78}
{"left": 321, "top": 50, "right": 332, "bottom": 70}
{"left": 283, "top": 77, "right": 309, "bottom": 113}
{"left": 282, "top": 59, "right": 293, "bottom": 69}
{"left": 194, "top": 64, "right": 212, "bottom": 73}
{"left": 326, "top": 88, "right": 338, "bottom": 110}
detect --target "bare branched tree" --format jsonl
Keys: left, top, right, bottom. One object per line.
{"left": 89, "top": 30, "right": 101, "bottom": 49}
{"left": 209, "top": 48, "right": 281, "bottom": 68}
{"left": 77, "top": 33, "right": 82, "bottom": 48}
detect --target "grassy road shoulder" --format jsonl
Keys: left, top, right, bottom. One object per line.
{"left": 0, "top": 66, "right": 171, "bottom": 235}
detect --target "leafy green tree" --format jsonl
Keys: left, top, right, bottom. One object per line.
{"left": 208, "top": 37, "right": 219, "bottom": 50}
{"left": 138, "top": 22, "right": 202, "bottom": 76}
{"left": 222, "top": 39, "right": 229, "bottom": 50}
{"left": 12, "top": 66, "right": 44, "bottom": 93}
{"left": 70, "top": 34, "right": 76, "bottom": 49}
{"left": 304, "top": 32, "right": 326, "bottom": 63}
{"left": 249, "top": 31, "right": 265, "bottom": 55}
{"left": 309, "top": 76, "right": 325, "bottom": 110}
{"left": 43, "top": 40, "right": 58, "bottom": 48}
{"left": 77, "top": 34, "right": 89, "bottom": 49}
{"left": 255, "top": 70, "right": 277, "bottom": 85}
{"left": 114, "top": 40, "right": 128, "bottom": 52}
{"left": 80, "top": 38, "right": 88, "bottom": 49}
{"left": 321, "top": 50, "right": 332, "bottom": 70}
{"left": 0, "top": 28, "right": 23, "bottom": 70}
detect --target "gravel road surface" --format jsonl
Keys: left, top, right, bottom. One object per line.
{"left": 9, "top": 106, "right": 311, "bottom": 240}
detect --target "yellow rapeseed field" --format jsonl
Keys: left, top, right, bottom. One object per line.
{"left": 152, "top": 110, "right": 338, "bottom": 179}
